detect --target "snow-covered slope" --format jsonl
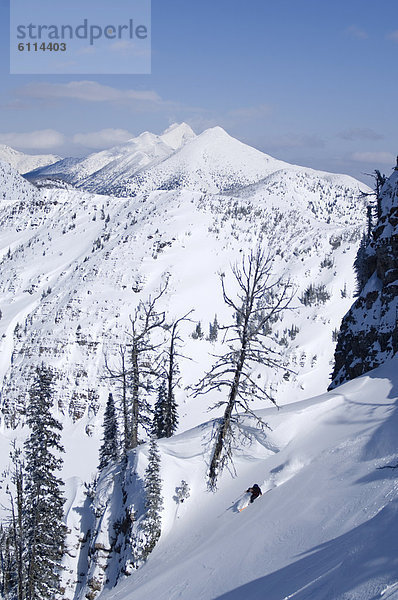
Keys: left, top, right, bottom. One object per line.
{"left": 0, "top": 157, "right": 369, "bottom": 430}
{"left": 0, "top": 126, "right": 394, "bottom": 600}
{"left": 25, "top": 123, "right": 196, "bottom": 192}
{"left": 62, "top": 357, "right": 398, "bottom": 600}
{"left": 0, "top": 144, "right": 60, "bottom": 174}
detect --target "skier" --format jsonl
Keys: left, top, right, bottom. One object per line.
{"left": 246, "top": 484, "right": 262, "bottom": 503}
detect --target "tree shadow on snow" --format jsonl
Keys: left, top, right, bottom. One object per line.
{"left": 215, "top": 365, "right": 398, "bottom": 600}
{"left": 358, "top": 364, "right": 398, "bottom": 465}
{"left": 214, "top": 498, "right": 398, "bottom": 600}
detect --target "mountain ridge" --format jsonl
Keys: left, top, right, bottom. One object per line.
{"left": 0, "top": 144, "right": 61, "bottom": 174}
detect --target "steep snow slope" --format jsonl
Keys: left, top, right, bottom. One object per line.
{"left": 0, "top": 159, "right": 41, "bottom": 208}
{"left": 0, "top": 145, "right": 60, "bottom": 174}
{"left": 0, "top": 160, "right": 369, "bottom": 430}
{"left": 25, "top": 123, "right": 196, "bottom": 191}
{"left": 65, "top": 357, "right": 398, "bottom": 600}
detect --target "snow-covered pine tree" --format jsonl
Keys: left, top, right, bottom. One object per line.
{"left": 0, "top": 524, "right": 15, "bottom": 599}
{"left": 98, "top": 392, "right": 119, "bottom": 470}
{"left": 192, "top": 322, "right": 203, "bottom": 339}
{"left": 6, "top": 441, "right": 25, "bottom": 600}
{"left": 152, "top": 379, "right": 168, "bottom": 439}
{"left": 24, "top": 365, "right": 66, "bottom": 600}
{"left": 139, "top": 437, "right": 163, "bottom": 560}
{"left": 104, "top": 345, "right": 130, "bottom": 456}
{"left": 208, "top": 315, "right": 219, "bottom": 341}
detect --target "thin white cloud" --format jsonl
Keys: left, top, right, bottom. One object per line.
{"left": 18, "top": 81, "right": 162, "bottom": 104}
{"left": 0, "top": 129, "right": 65, "bottom": 150}
{"left": 338, "top": 128, "right": 384, "bottom": 141}
{"left": 73, "top": 128, "right": 134, "bottom": 149}
{"left": 345, "top": 25, "right": 368, "bottom": 39}
{"left": 386, "top": 30, "right": 398, "bottom": 42}
{"left": 350, "top": 151, "right": 395, "bottom": 164}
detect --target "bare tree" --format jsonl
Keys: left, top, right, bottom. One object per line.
{"left": 105, "top": 280, "right": 168, "bottom": 451}
{"left": 195, "top": 248, "right": 293, "bottom": 489}
{"left": 127, "top": 282, "right": 167, "bottom": 448}
{"left": 154, "top": 310, "right": 194, "bottom": 438}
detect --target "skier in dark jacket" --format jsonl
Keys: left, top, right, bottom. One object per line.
{"left": 246, "top": 484, "right": 262, "bottom": 503}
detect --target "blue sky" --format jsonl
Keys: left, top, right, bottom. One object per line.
{"left": 0, "top": 0, "right": 397, "bottom": 182}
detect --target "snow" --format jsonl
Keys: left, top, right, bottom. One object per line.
{"left": 1, "top": 123, "right": 395, "bottom": 600}
{"left": 98, "top": 357, "right": 398, "bottom": 600}
{"left": 24, "top": 123, "right": 196, "bottom": 192}
{"left": 0, "top": 150, "right": 370, "bottom": 432}
{"left": 0, "top": 145, "right": 60, "bottom": 174}
{"left": 159, "top": 122, "right": 196, "bottom": 150}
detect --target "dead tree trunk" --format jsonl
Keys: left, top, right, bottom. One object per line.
{"left": 195, "top": 247, "right": 293, "bottom": 489}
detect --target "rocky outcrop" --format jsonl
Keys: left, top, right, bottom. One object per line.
{"left": 330, "top": 164, "right": 398, "bottom": 388}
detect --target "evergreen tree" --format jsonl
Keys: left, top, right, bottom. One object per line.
{"left": 192, "top": 322, "right": 203, "bottom": 339}
{"left": 98, "top": 393, "right": 119, "bottom": 470}
{"left": 105, "top": 345, "right": 130, "bottom": 456}
{"left": 374, "top": 169, "right": 386, "bottom": 220}
{"left": 7, "top": 442, "right": 24, "bottom": 600}
{"left": 353, "top": 234, "right": 369, "bottom": 295}
{"left": 24, "top": 365, "right": 66, "bottom": 600}
{"left": 152, "top": 380, "right": 168, "bottom": 439}
{"left": 0, "top": 524, "right": 15, "bottom": 599}
{"left": 208, "top": 315, "right": 219, "bottom": 342}
{"left": 139, "top": 437, "right": 163, "bottom": 560}
{"left": 152, "top": 377, "right": 178, "bottom": 439}
{"left": 163, "top": 385, "right": 178, "bottom": 439}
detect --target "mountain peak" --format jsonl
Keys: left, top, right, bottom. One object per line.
{"left": 160, "top": 122, "right": 196, "bottom": 150}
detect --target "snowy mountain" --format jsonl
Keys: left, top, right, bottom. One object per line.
{"left": 331, "top": 163, "right": 398, "bottom": 388}
{"left": 106, "top": 126, "right": 292, "bottom": 197}
{"left": 0, "top": 144, "right": 60, "bottom": 174}
{"left": 25, "top": 123, "right": 196, "bottom": 193}
{"left": 25, "top": 123, "right": 293, "bottom": 197}
{"left": 0, "top": 125, "right": 383, "bottom": 600}
{"left": 0, "top": 153, "right": 369, "bottom": 430}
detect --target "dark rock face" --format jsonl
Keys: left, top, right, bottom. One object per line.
{"left": 330, "top": 168, "right": 398, "bottom": 389}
